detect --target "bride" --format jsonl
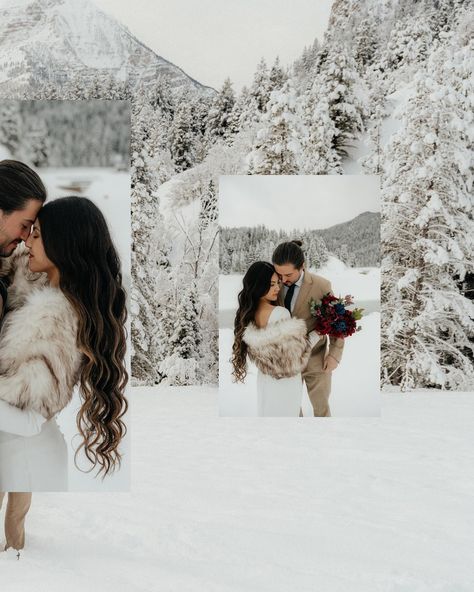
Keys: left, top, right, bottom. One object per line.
{"left": 0, "top": 196, "right": 128, "bottom": 491}
{"left": 232, "top": 261, "right": 318, "bottom": 417}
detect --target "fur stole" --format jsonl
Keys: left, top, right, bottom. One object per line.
{"left": 243, "top": 316, "right": 311, "bottom": 379}
{"left": 0, "top": 243, "right": 48, "bottom": 311}
{"left": 0, "top": 249, "right": 82, "bottom": 419}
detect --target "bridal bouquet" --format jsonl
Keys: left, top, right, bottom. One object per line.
{"left": 309, "top": 293, "right": 363, "bottom": 339}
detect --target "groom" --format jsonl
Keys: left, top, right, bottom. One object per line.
{"left": 0, "top": 159, "right": 46, "bottom": 553}
{"left": 272, "top": 240, "right": 344, "bottom": 417}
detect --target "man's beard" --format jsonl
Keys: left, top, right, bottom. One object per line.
{"left": 0, "top": 230, "right": 20, "bottom": 257}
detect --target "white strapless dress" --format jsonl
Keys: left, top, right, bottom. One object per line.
{"left": 256, "top": 306, "right": 304, "bottom": 417}
{"left": 0, "top": 409, "right": 68, "bottom": 491}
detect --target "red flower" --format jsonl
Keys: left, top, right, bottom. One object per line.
{"left": 309, "top": 292, "right": 363, "bottom": 339}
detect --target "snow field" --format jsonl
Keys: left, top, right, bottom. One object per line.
{"left": 1, "top": 386, "right": 474, "bottom": 592}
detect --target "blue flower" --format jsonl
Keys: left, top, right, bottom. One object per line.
{"left": 334, "top": 303, "right": 345, "bottom": 315}
{"left": 335, "top": 321, "right": 347, "bottom": 332}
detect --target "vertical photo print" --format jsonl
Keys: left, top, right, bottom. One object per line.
{"left": 219, "top": 175, "right": 380, "bottom": 417}
{"left": 0, "top": 100, "right": 131, "bottom": 491}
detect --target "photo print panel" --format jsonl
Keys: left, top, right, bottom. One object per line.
{"left": 0, "top": 100, "right": 131, "bottom": 491}
{"left": 219, "top": 175, "right": 381, "bottom": 418}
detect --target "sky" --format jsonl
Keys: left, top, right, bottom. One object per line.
{"left": 219, "top": 176, "right": 381, "bottom": 231}
{"left": 93, "top": 0, "right": 333, "bottom": 91}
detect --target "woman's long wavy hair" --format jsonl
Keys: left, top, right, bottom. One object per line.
{"left": 231, "top": 261, "right": 276, "bottom": 383}
{"left": 38, "top": 196, "right": 128, "bottom": 477}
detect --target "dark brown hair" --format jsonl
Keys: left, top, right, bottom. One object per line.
{"left": 272, "top": 240, "right": 305, "bottom": 268}
{"left": 232, "top": 261, "right": 275, "bottom": 382}
{"left": 38, "top": 196, "right": 128, "bottom": 477}
{"left": 0, "top": 160, "right": 47, "bottom": 212}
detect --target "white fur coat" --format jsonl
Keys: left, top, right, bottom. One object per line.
{"left": 243, "top": 316, "right": 311, "bottom": 379}
{"left": 0, "top": 248, "right": 82, "bottom": 419}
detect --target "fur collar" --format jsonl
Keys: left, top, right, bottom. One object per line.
{"left": 0, "top": 244, "right": 48, "bottom": 311}
{"left": 242, "top": 316, "right": 311, "bottom": 379}
{"left": 243, "top": 317, "right": 308, "bottom": 348}
{"left": 0, "top": 259, "right": 81, "bottom": 419}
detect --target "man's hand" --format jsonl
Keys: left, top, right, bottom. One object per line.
{"left": 323, "top": 354, "right": 339, "bottom": 373}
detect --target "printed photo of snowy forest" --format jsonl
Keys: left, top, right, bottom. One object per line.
{"left": 219, "top": 175, "right": 380, "bottom": 416}
{"left": 0, "top": 99, "right": 131, "bottom": 490}
{"left": 0, "top": 0, "right": 472, "bottom": 393}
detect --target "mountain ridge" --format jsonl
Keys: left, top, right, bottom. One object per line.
{"left": 0, "top": 0, "right": 214, "bottom": 95}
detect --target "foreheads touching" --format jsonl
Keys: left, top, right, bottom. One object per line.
{"left": 0, "top": 160, "right": 47, "bottom": 256}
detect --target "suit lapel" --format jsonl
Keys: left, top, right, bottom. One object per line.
{"left": 292, "top": 271, "right": 312, "bottom": 319}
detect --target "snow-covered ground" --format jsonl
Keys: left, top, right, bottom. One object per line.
{"left": 219, "top": 259, "right": 380, "bottom": 417}
{"left": 2, "top": 386, "right": 474, "bottom": 592}
{"left": 25, "top": 168, "right": 131, "bottom": 491}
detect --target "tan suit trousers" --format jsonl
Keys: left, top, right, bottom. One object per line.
{"left": 302, "top": 338, "right": 332, "bottom": 417}
{"left": 0, "top": 492, "right": 32, "bottom": 550}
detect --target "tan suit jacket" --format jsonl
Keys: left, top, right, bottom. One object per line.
{"left": 279, "top": 270, "right": 344, "bottom": 366}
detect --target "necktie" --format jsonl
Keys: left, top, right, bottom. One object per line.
{"left": 284, "top": 283, "right": 296, "bottom": 312}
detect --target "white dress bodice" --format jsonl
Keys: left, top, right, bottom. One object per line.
{"left": 256, "top": 306, "right": 304, "bottom": 417}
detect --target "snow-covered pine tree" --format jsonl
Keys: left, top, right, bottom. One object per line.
{"left": 224, "top": 86, "right": 245, "bottom": 138}
{"left": 249, "top": 57, "right": 271, "bottom": 114}
{"left": 231, "top": 86, "right": 256, "bottom": 132}
{"left": 231, "top": 62, "right": 271, "bottom": 134}
{"left": 434, "top": 28, "right": 474, "bottom": 344}
{"left": 147, "top": 76, "right": 175, "bottom": 117}
{"left": 380, "top": 15, "right": 433, "bottom": 86}
{"left": 301, "top": 232, "right": 329, "bottom": 269}
{"left": 381, "top": 67, "right": 474, "bottom": 391}
{"left": 220, "top": 245, "right": 232, "bottom": 274}
{"left": 293, "top": 38, "right": 320, "bottom": 85}
{"left": 205, "top": 78, "right": 236, "bottom": 146}
{"left": 300, "top": 89, "right": 342, "bottom": 174}
{"left": 199, "top": 179, "right": 217, "bottom": 229}
{"left": 130, "top": 95, "right": 169, "bottom": 382}
{"left": 423, "top": 0, "right": 466, "bottom": 42}
{"left": 315, "top": 46, "right": 366, "bottom": 157}
{"left": 191, "top": 93, "right": 212, "bottom": 139}
{"left": 247, "top": 82, "right": 300, "bottom": 174}
{"left": 0, "top": 102, "right": 21, "bottom": 157}
{"left": 23, "top": 118, "right": 48, "bottom": 167}
{"left": 360, "top": 77, "right": 387, "bottom": 175}
{"left": 353, "top": 15, "right": 379, "bottom": 71}
{"left": 269, "top": 56, "right": 288, "bottom": 91}
{"left": 159, "top": 281, "right": 201, "bottom": 385}
{"left": 169, "top": 97, "right": 196, "bottom": 172}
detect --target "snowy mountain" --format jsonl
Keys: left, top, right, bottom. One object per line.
{"left": 0, "top": 0, "right": 213, "bottom": 94}
{"left": 317, "top": 211, "right": 380, "bottom": 267}
{"left": 220, "top": 212, "right": 380, "bottom": 273}
{"left": 321, "top": 211, "right": 379, "bottom": 236}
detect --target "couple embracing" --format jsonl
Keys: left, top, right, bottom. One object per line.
{"left": 0, "top": 161, "right": 127, "bottom": 551}
{"left": 232, "top": 240, "right": 344, "bottom": 417}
